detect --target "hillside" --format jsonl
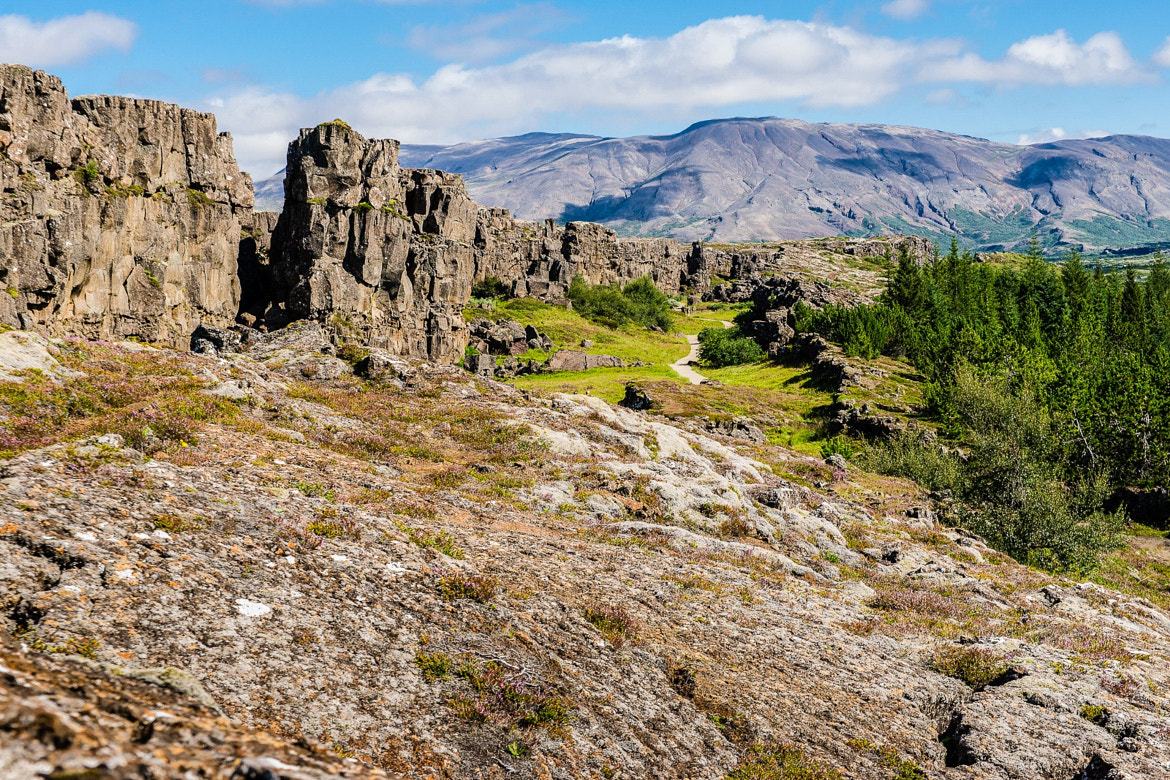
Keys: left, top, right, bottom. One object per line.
{"left": 4, "top": 322, "right": 1170, "bottom": 779}
{"left": 385, "top": 119, "right": 1170, "bottom": 253}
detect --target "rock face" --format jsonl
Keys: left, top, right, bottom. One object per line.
{"left": 0, "top": 67, "right": 914, "bottom": 367}
{"left": 259, "top": 123, "right": 477, "bottom": 361}
{"left": 0, "top": 65, "right": 251, "bottom": 347}
{"left": 256, "top": 122, "right": 714, "bottom": 363}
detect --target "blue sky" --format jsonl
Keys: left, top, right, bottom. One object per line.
{"left": 3, "top": 1, "right": 1170, "bottom": 178}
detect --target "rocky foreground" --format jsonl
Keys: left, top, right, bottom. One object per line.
{"left": 2, "top": 329, "right": 1169, "bottom": 779}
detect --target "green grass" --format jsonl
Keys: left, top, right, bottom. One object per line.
{"left": 511, "top": 365, "right": 685, "bottom": 404}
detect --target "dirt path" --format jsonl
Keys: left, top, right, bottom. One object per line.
{"left": 670, "top": 318, "right": 731, "bottom": 385}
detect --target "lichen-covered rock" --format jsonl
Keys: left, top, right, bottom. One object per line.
{"left": 0, "top": 65, "right": 251, "bottom": 347}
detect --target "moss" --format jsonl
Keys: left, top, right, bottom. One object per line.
{"left": 306, "top": 197, "right": 328, "bottom": 206}
{"left": 185, "top": 188, "right": 212, "bottom": 207}
{"left": 353, "top": 201, "right": 374, "bottom": 214}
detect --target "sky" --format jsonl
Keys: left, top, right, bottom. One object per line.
{"left": 2, "top": 1, "right": 1170, "bottom": 179}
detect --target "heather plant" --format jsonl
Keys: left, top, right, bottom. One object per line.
{"left": 583, "top": 602, "right": 640, "bottom": 649}
{"left": 448, "top": 660, "right": 572, "bottom": 731}
{"left": 439, "top": 572, "right": 499, "bottom": 602}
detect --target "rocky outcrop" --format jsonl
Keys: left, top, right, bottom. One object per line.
{"left": 258, "top": 122, "right": 476, "bottom": 362}
{"left": 257, "top": 122, "right": 716, "bottom": 363}
{"left": 0, "top": 65, "right": 251, "bottom": 347}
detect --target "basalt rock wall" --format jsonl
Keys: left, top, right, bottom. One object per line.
{"left": 264, "top": 124, "right": 713, "bottom": 362}
{"left": 0, "top": 65, "right": 252, "bottom": 347}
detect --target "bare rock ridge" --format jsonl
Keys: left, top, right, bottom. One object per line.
{"left": 0, "top": 64, "right": 252, "bottom": 347}
{"left": 0, "top": 65, "right": 930, "bottom": 364}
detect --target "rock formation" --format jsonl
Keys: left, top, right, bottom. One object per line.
{"left": 0, "top": 65, "right": 251, "bottom": 347}
{"left": 0, "top": 66, "right": 925, "bottom": 367}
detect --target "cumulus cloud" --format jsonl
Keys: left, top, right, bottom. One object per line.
{"left": 1155, "top": 36, "right": 1170, "bottom": 68}
{"left": 881, "top": 0, "right": 931, "bottom": 21}
{"left": 1016, "top": 127, "right": 1109, "bottom": 146}
{"left": 926, "top": 30, "right": 1150, "bottom": 86}
{"left": 204, "top": 16, "right": 1152, "bottom": 177}
{"left": 0, "top": 12, "right": 137, "bottom": 68}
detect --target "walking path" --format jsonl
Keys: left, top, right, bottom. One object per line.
{"left": 670, "top": 318, "right": 732, "bottom": 385}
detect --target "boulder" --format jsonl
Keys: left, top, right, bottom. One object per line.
{"left": 463, "top": 352, "right": 496, "bottom": 377}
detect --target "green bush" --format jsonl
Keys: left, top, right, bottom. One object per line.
{"left": 819, "top": 436, "right": 855, "bottom": 461}
{"left": 929, "top": 645, "right": 1010, "bottom": 691}
{"left": 471, "top": 275, "right": 511, "bottom": 300}
{"left": 859, "top": 367, "right": 1125, "bottom": 574}
{"left": 697, "top": 327, "right": 765, "bottom": 367}
{"left": 567, "top": 275, "right": 673, "bottom": 331}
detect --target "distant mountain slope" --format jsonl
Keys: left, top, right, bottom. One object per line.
{"left": 252, "top": 118, "right": 1170, "bottom": 252}
{"left": 389, "top": 118, "right": 1170, "bottom": 252}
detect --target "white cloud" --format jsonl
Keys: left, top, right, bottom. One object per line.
{"left": 1016, "top": 127, "right": 1109, "bottom": 145}
{"left": 204, "top": 17, "right": 1153, "bottom": 177}
{"left": 0, "top": 12, "right": 137, "bottom": 68}
{"left": 406, "top": 3, "right": 570, "bottom": 64}
{"left": 924, "top": 87, "right": 958, "bottom": 105}
{"left": 1155, "top": 36, "right": 1170, "bottom": 68}
{"left": 881, "top": 0, "right": 931, "bottom": 21}
{"left": 927, "top": 30, "right": 1149, "bottom": 86}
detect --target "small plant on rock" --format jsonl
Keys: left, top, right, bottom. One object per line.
{"left": 415, "top": 651, "right": 453, "bottom": 682}
{"left": 929, "top": 645, "right": 1011, "bottom": 691}
{"left": 439, "top": 572, "right": 499, "bottom": 603}
{"left": 728, "top": 741, "right": 843, "bottom": 780}
{"left": 583, "top": 602, "right": 639, "bottom": 649}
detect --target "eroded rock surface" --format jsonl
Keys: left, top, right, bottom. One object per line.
{"left": 2, "top": 339, "right": 1169, "bottom": 779}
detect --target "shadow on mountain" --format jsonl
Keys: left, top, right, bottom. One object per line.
{"left": 1008, "top": 155, "right": 1086, "bottom": 189}
{"left": 560, "top": 195, "right": 632, "bottom": 223}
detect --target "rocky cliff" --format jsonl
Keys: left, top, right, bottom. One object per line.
{"left": 0, "top": 66, "right": 928, "bottom": 366}
{"left": 259, "top": 123, "right": 714, "bottom": 362}
{"left": 0, "top": 65, "right": 252, "bottom": 347}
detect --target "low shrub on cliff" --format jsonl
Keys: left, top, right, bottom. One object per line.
{"left": 471, "top": 275, "right": 512, "bottom": 300}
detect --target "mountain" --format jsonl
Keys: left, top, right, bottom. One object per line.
{"left": 383, "top": 118, "right": 1170, "bottom": 253}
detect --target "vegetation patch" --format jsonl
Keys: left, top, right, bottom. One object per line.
{"left": 448, "top": 659, "right": 572, "bottom": 732}
{"left": 846, "top": 739, "right": 927, "bottom": 780}
{"left": 727, "top": 742, "right": 843, "bottom": 780}
{"left": 582, "top": 602, "right": 640, "bottom": 649}
{"left": 928, "top": 645, "right": 1011, "bottom": 691}
{"left": 439, "top": 572, "right": 499, "bottom": 603}
{"left": 568, "top": 275, "right": 673, "bottom": 331}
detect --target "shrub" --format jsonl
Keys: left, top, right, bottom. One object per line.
{"left": 819, "top": 436, "right": 855, "bottom": 461}
{"left": 697, "top": 327, "right": 765, "bottom": 367}
{"left": 567, "top": 275, "right": 672, "bottom": 331}
{"left": 929, "top": 645, "right": 1010, "bottom": 691}
{"left": 439, "top": 572, "right": 499, "bottom": 602}
{"left": 449, "top": 660, "right": 572, "bottom": 730}
{"left": 471, "top": 275, "right": 512, "bottom": 300}
{"left": 583, "top": 602, "right": 639, "bottom": 649}
{"left": 415, "top": 651, "right": 453, "bottom": 681}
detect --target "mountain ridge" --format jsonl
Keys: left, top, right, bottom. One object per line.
{"left": 371, "top": 117, "right": 1170, "bottom": 253}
